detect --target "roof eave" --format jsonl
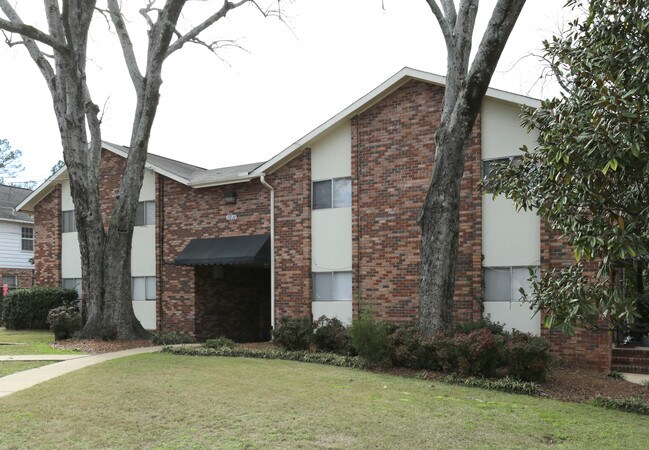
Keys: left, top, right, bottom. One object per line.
{"left": 188, "top": 175, "right": 258, "bottom": 189}
{"left": 16, "top": 165, "right": 68, "bottom": 213}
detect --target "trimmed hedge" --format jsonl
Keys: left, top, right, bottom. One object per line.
{"left": 163, "top": 345, "right": 366, "bottom": 369}
{"left": 1, "top": 287, "right": 78, "bottom": 330}
{"left": 151, "top": 331, "right": 196, "bottom": 345}
{"left": 273, "top": 317, "right": 312, "bottom": 351}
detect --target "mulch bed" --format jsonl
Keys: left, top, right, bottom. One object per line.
{"left": 50, "top": 339, "right": 649, "bottom": 403}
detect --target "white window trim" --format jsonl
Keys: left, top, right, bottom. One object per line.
{"left": 135, "top": 201, "right": 156, "bottom": 227}
{"left": 21, "top": 226, "right": 34, "bottom": 252}
{"left": 483, "top": 266, "right": 538, "bottom": 303}
{"left": 62, "top": 210, "right": 77, "bottom": 233}
{"left": 132, "top": 276, "right": 156, "bottom": 301}
{"left": 312, "top": 177, "right": 352, "bottom": 210}
{"left": 312, "top": 271, "right": 353, "bottom": 302}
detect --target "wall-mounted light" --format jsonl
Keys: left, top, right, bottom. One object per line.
{"left": 224, "top": 191, "right": 237, "bottom": 204}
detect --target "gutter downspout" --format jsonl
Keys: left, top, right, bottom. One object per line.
{"left": 260, "top": 174, "right": 275, "bottom": 330}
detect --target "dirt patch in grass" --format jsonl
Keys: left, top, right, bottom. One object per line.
{"left": 51, "top": 339, "right": 155, "bottom": 354}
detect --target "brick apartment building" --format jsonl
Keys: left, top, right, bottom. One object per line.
{"left": 17, "top": 68, "right": 611, "bottom": 370}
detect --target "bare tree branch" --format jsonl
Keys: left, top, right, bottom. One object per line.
{"left": 166, "top": 0, "right": 251, "bottom": 57}
{"left": 0, "top": 1, "right": 69, "bottom": 55}
{"left": 424, "top": 0, "right": 452, "bottom": 45}
{"left": 107, "top": 0, "right": 144, "bottom": 91}
{"left": 465, "top": 0, "right": 527, "bottom": 107}
{"left": 43, "top": 0, "right": 67, "bottom": 46}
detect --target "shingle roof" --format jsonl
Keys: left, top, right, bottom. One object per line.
{"left": 0, "top": 184, "right": 33, "bottom": 223}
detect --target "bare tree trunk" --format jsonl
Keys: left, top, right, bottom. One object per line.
{"left": 419, "top": 0, "right": 527, "bottom": 334}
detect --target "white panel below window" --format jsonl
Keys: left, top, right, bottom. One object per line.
{"left": 132, "top": 301, "right": 156, "bottom": 330}
{"left": 483, "top": 301, "right": 540, "bottom": 336}
{"left": 312, "top": 301, "right": 353, "bottom": 326}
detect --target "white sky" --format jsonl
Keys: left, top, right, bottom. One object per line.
{"left": 0, "top": 0, "right": 570, "bottom": 185}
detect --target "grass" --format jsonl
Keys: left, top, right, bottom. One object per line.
{"left": 0, "top": 361, "right": 52, "bottom": 377}
{"left": 0, "top": 328, "right": 78, "bottom": 356}
{"left": 1, "top": 353, "right": 649, "bottom": 449}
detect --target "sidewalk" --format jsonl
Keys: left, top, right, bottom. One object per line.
{"left": 0, "top": 346, "right": 161, "bottom": 398}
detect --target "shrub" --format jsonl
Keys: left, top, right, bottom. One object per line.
{"left": 163, "top": 345, "right": 366, "bottom": 369}
{"left": 151, "top": 331, "right": 196, "bottom": 345}
{"left": 606, "top": 371, "right": 625, "bottom": 380}
{"left": 205, "top": 336, "right": 236, "bottom": 349}
{"left": 454, "top": 328, "right": 507, "bottom": 377}
{"left": 454, "top": 316, "right": 506, "bottom": 336}
{"left": 413, "top": 336, "right": 443, "bottom": 371}
{"left": 388, "top": 324, "right": 423, "bottom": 368}
{"left": 47, "top": 305, "right": 81, "bottom": 340}
{"left": 442, "top": 374, "right": 542, "bottom": 396}
{"left": 505, "top": 331, "right": 552, "bottom": 382}
{"left": 348, "top": 309, "right": 391, "bottom": 365}
{"left": 1, "top": 287, "right": 78, "bottom": 330}
{"left": 590, "top": 396, "right": 649, "bottom": 415}
{"left": 313, "top": 316, "right": 351, "bottom": 354}
{"left": 273, "top": 317, "right": 312, "bottom": 351}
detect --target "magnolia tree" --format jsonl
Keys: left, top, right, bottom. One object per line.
{"left": 418, "top": 0, "right": 527, "bottom": 334}
{"left": 0, "top": 1, "right": 282, "bottom": 339}
{"left": 485, "top": 0, "right": 649, "bottom": 335}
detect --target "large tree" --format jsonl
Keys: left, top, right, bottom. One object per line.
{"left": 419, "top": 0, "right": 527, "bottom": 334}
{"left": 0, "top": 138, "right": 24, "bottom": 184}
{"left": 0, "top": 1, "right": 279, "bottom": 339}
{"left": 484, "top": 0, "right": 649, "bottom": 335}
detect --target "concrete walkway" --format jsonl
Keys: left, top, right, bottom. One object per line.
{"left": 0, "top": 346, "right": 161, "bottom": 398}
{"left": 622, "top": 372, "right": 649, "bottom": 385}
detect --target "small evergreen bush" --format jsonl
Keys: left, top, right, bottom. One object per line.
{"left": 47, "top": 305, "right": 81, "bottom": 340}
{"left": 313, "top": 316, "right": 351, "bottom": 354}
{"left": 273, "top": 317, "right": 313, "bottom": 351}
{"left": 388, "top": 324, "right": 423, "bottom": 368}
{"left": 454, "top": 328, "right": 507, "bottom": 377}
{"left": 1, "top": 287, "right": 78, "bottom": 330}
{"left": 505, "top": 331, "right": 552, "bottom": 382}
{"left": 205, "top": 336, "right": 236, "bottom": 349}
{"left": 151, "top": 331, "right": 196, "bottom": 345}
{"left": 348, "top": 309, "right": 391, "bottom": 365}
{"left": 454, "top": 316, "right": 506, "bottom": 335}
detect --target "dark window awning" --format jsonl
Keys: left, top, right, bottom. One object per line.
{"left": 174, "top": 234, "right": 270, "bottom": 267}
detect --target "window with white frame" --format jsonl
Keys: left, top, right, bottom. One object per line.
{"left": 21, "top": 227, "right": 34, "bottom": 251}
{"left": 312, "top": 178, "right": 351, "bottom": 209}
{"left": 135, "top": 201, "right": 155, "bottom": 226}
{"left": 2, "top": 275, "right": 17, "bottom": 288}
{"left": 62, "top": 210, "right": 76, "bottom": 233}
{"left": 312, "top": 271, "right": 352, "bottom": 301}
{"left": 62, "top": 278, "right": 82, "bottom": 298}
{"left": 132, "top": 276, "right": 156, "bottom": 301}
{"left": 484, "top": 267, "right": 538, "bottom": 302}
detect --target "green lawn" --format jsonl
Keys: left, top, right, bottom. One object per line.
{"left": 1, "top": 353, "right": 648, "bottom": 449}
{"left": 0, "top": 328, "right": 78, "bottom": 355}
{"left": 0, "top": 361, "right": 52, "bottom": 377}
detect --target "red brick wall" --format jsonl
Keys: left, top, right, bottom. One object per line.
{"left": 157, "top": 173, "right": 270, "bottom": 335}
{"left": 0, "top": 268, "right": 33, "bottom": 288}
{"left": 540, "top": 220, "right": 612, "bottom": 370}
{"left": 34, "top": 185, "right": 62, "bottom": 286}
{"left": 351, "top": 80, "right": 482, "bottom": 323}
{"left": 268, "top": 151, "right": 312, "bottom": 320}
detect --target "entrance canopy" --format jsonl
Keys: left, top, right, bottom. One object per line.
{"left": 174, "top": 234, "right": 270, "bottom": 267}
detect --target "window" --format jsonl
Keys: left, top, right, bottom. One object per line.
{"left": 484, "top": 267, "right": 538, "bottom": 302}
{"left": 132, "top": 276, "right": 156, "bottom": 301}
{"left": 21, "top": 227, "right": 34, "bottom": 251}
{"left": 62, "top": 210, "right": 76, "bottom": 233}
{"left": 135, "top": 201, "right": 155, "bottom": 226}
{"left": 312, "top": 178, "right": 351, "bottom": 209}
{"left": 2, "top": 275, "right": 17, "bottom": 288}
{"left": 313, "top": 271, "right": 352, "bottom": 301}
{"left": 482, "top": 156, "right": 522, "bottom": 179}
{"left": 62, "top": 278, "right": 82, "bottom": 298}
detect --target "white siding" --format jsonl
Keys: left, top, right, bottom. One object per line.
{"left": 312, "top": 301, "right": 353, "bottom": 325}
{"left": 61, "top": 232, "right": 82, "bottom": 278}
{"left": 481, "top": 98, "right": 541, "bottom": 334}
{"left": 312, "top": 208, "right": 352, "bottom": 271}
{"left": 0, "top": 221, "right": 34, "bottom": 269}
{"left": 311, "top": 122, "right": 351, "bottom": 180}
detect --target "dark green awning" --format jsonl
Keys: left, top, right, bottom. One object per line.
{"left": 174, "top": 234, "right": 270, "bottom": 267}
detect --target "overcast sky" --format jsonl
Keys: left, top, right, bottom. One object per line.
{"left": 0, "top": 0, "right": 571, "bottom": 185}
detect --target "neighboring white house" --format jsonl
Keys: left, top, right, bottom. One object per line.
{"left": 0, "top": 184, "right": 34, "bottom": 291}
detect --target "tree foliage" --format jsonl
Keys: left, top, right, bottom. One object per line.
{"left": 485, "top": 0, "right": 649, "bottom": 333}
{"left": 0, "top": 138, "right": 24, "bottom": 184}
